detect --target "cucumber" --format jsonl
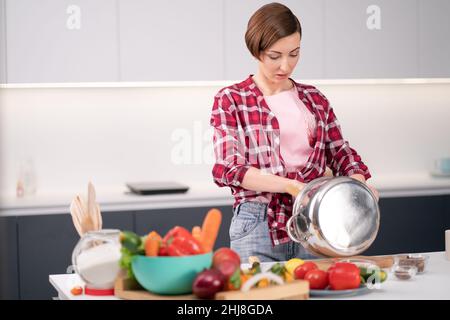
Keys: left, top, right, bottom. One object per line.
{"left": 120, "top": 230, "right": 142, "bottom": 254}
{"left": 359, "top": 267, "right": 387, "bottom": 284}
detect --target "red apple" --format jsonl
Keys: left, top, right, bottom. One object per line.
{"left": 212, "top": 248, "right": 240, "bottom": 269}
{"left": 214, "top": 259, "right": 239, "bottom": 280}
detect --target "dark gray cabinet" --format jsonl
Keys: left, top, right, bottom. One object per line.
{"left": 444, "top": 195, "right": 450, "bottom": 233}
{"left": 135, "top": 205, "right": 233, "bottom": 251}
{"left": 17, "top": 211, "right": 133, "bottom": 300}
{"left": 0, "top": 216, "right": 19, "bottom": 299}
{"left": 364, "top": 195, "right": 449, "bottom": 256}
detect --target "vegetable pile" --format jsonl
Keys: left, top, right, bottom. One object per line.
{"left": 119, "top": 208, "right": 222, "bottom": 279}
{"left": 192, "top": 251, "right": 294, "bottom": 299}
{"left": 118, "top": 206, "right": 388, "bottom": 298}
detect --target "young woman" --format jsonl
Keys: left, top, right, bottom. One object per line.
{"left": 210, "top": 3, "right": 378, "bottom": 262}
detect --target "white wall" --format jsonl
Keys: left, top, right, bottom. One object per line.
{"left": 1, "top": 80, "right": 450, "bottom": 196}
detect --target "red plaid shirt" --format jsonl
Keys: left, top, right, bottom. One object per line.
{"left": 210, "top": 75, "right": 371, "bottom": 246}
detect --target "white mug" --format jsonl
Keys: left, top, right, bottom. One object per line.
{"left": 434, "top": 158, "right": 450, "bottom": 175}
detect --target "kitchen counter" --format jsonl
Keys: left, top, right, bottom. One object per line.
{"left": 2, "top": 173, "right": 450, "bottom": 217}
{"left": 49, "top": 251, "right": 450, "bottom": 300}
{"left": 0, "top": 182, "right": 233, "bottom": 216}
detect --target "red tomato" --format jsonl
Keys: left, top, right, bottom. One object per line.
{"left": 294, "top": 262, "right": 318, "bottom": 280}
{"left": 328, "top": 262, "right": 359, "bottom": 272}
{"left": 328, "top": 262, "right": 360, "bottom": 290}
{"left": 304, "top": 269, "right": 329, "bottom": 290}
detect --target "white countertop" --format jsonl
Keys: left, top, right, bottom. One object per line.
{"left": 49, "top": 251, "right": 450, "bottom": 300}
{"left": 0, "top": 182, "right": 233, "bottom": 216}
{"left": 3, "top": 173, "right": 450, "bottom": 217}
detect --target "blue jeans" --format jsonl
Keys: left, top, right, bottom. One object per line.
{"left": 229, "top": 201, "right": 318, "bottom": 263}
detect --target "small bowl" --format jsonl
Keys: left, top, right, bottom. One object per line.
{"left": 131, "top": 252, "right": 212, "bottom": 295}
{"left": 392, "top": 264, "right": 417, "bottom": 280}
{"left": 394, "top": 254, "right": 429, "bottom": 273}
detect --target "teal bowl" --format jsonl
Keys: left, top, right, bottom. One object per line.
{"left": 131, "top": 252, "right": 212, "bottom": 295}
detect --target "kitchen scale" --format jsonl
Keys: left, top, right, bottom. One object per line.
{"left": 126, "top": 181, "right": 190, "bottom": 195}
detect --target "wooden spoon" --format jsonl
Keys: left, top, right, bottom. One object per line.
{"left": 76, "top": 195, "right": 95, "bottom": 234}
{"left": 87, "top": 182, "right": 99, "bottom": 230}
{"left": 70, "top": 198, "right": 83, "bottom": 236}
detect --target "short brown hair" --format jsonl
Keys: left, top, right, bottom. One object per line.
{"left": 245, "top": 2, "right": 302, "bottom": 60}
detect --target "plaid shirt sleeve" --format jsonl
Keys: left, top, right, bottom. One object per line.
{"left": 210, "top": 90, "right": 251, "bottom": 188}
{"left": 321, "top": 93, "right": 372, "bottom": 180}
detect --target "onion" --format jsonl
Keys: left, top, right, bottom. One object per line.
{"left": 240, "top": 272, "right": 284, "bottom": 292}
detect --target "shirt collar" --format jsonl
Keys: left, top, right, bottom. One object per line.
{"left": 245, "top": 74, "right": 314, "bottom": 114}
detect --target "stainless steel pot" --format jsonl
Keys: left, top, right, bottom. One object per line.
{"left": 286, "top": 177, "right": 380, "bottom": 258}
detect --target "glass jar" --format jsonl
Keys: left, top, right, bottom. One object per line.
{"left": 394, "top": 254, "right": 429, "bottom": 274}
{"left": 392, "top": 264, "right": 417, "bottom": 280}
{"left": 71, "top": 229, "right": 122, "bottom": 294}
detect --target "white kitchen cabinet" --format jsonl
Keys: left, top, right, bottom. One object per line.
{"left": 224, "top": 0, "right": 324, "bottom": 81}
{"left": 324, "top": 0, "right": 418, "bottom": 79}
{"left": 0, "top": 0, "right": 6, "bottom": 83}
{"left": 2, "top": 1, "right": 450, "bottom": 84}
{"left": 5, "top": 0, "right": 119, "bottom": 83}
{"left": 118, "top": 0, "right": 223, "bottom": 81}
{"left": 418, "top": 0, "right": 450, "bottom": 77}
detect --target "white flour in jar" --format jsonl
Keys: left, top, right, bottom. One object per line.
{"left": 76, "top": 242, "right": 121, "bottom": 289}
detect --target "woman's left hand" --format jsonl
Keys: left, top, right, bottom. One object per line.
{"left": 367, "top": 184, "right": 379, "bottom": 201}
{"left": 350, "top": 174, "right": 379, "bottom": 201}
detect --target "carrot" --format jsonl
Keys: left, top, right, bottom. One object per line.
{"left": 145, "top": 231, "right": 162, "bottom": 256}
{"left": 192, "top": 226, "right": 202, "bottom": 243}
{"left": 200, "top": 208, "right": 222, "bottom": 252}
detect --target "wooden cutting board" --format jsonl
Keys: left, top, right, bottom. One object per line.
{"left": 306, "top": 255, "right": 395, "bottom": 271}
{"left": 114, "top": 273, "right": 309, "bottom": 300}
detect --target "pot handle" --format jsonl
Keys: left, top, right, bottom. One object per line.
{"left": 286, "top": 207, "right": 303, "bottom": 243}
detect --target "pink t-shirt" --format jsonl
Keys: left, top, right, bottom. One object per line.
{"left": 264, "top": 86, "right": 317, "bottom": 171}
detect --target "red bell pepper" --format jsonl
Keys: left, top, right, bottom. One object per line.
{"left": 158, "top": 244, "right": 169, "bottom": 256}
{"left": 163, "top": 226, "right": 193, "bottom": 243}
{"left": 166, "top": 236, "right": 203, "bottom": 256}
{"left": 163, "top": 226, "right": 204, "bottom": 256}
{"left": 328, "top": 262, "right": 361, "bottom": 290}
